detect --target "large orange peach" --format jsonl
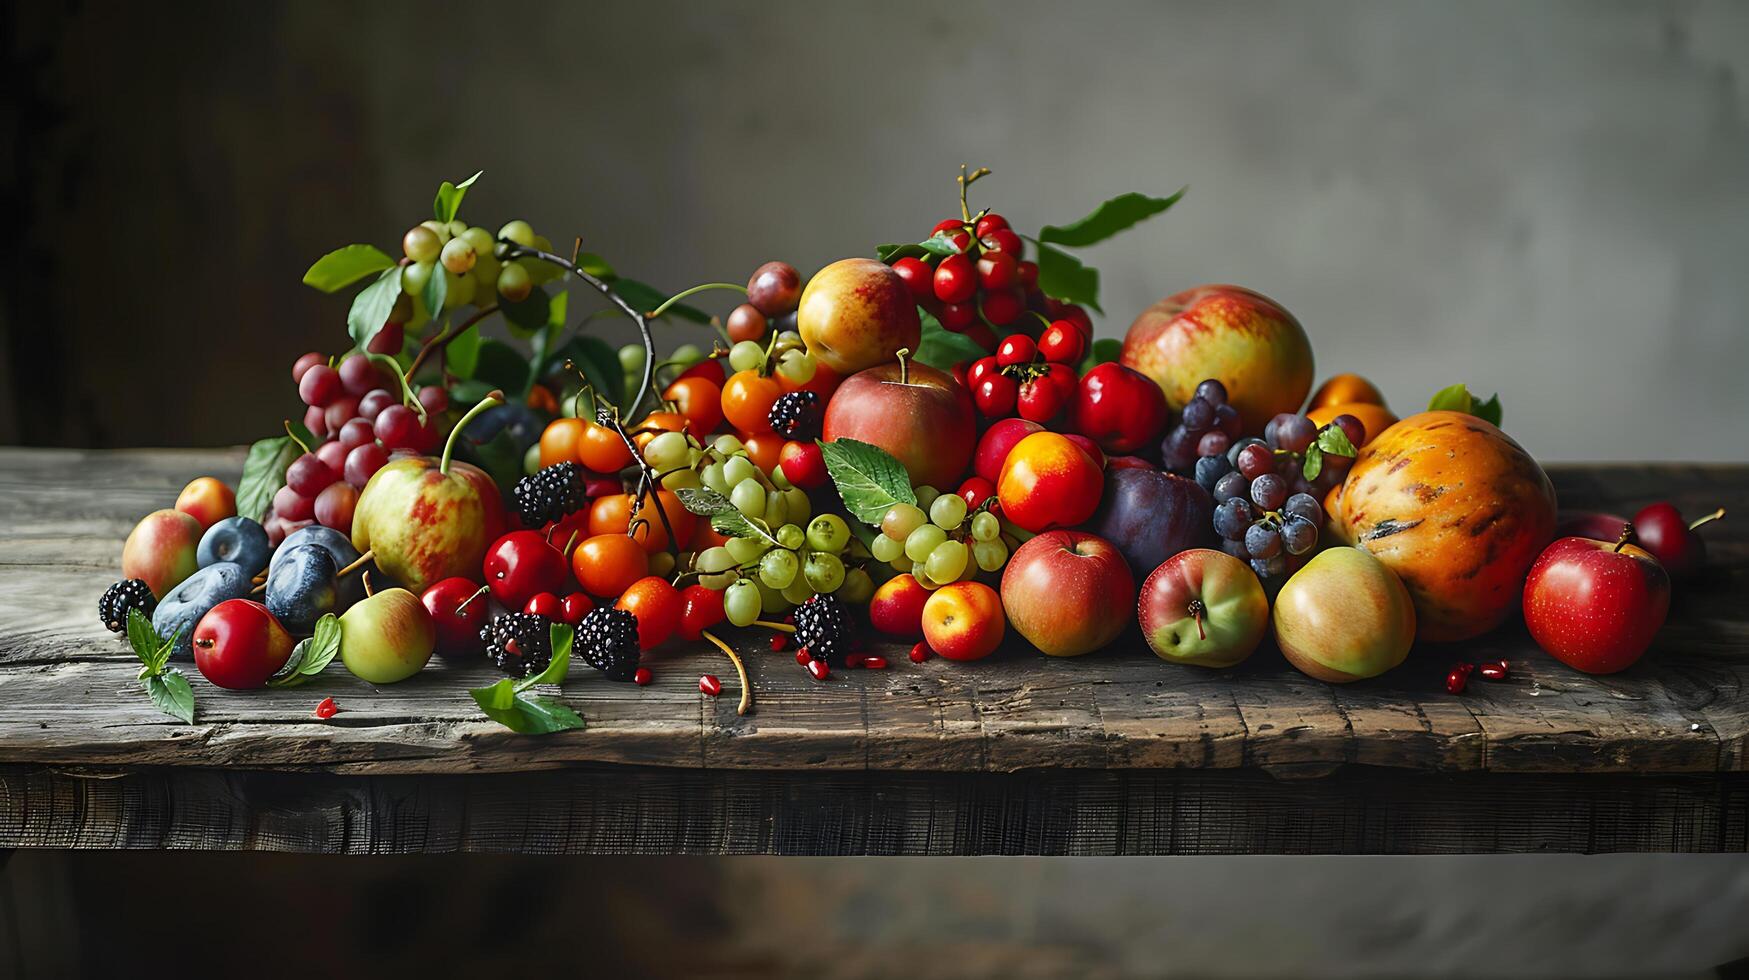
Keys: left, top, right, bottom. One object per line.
{"left": 1326, "top": 411, "right": 1557, "bottom": 642}
{"left": 1307, "top": 402, "right": 1398, "bottom": 448}
{"left": 797, "top": 258, "right": 922, "bottom": 376}
{"left": 1121, "top": 284, "right": 1313, "bottom": 433}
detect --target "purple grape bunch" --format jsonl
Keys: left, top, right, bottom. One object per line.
{"left": 1160, "top": 379, "right": 1244, "bottom": 472}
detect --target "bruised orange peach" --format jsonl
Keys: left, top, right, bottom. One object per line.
{"left": 1326, "top": 410, "right": 1557, "bottom": 642}
{"left": 1308, "top": 402, "right": 1398, "bottom": 448}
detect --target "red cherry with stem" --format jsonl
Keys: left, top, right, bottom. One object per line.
{"left": 1632, "top": 502, "right": 1724, "bottom": 579}
{"left": 974, "top": 373, "right": 1019, "bottom": 417}
{"left": 560, "top": 592, "right": 593, "bottom": 625}
{"left": 421, "top": 577, "right": 491, "bottom": 657}
{"left": 292, "top": 352, "right": 325, "bottom": 385}
{"left": 945, "top": 230, "right": 972, "bottom": 253}
{"left": 980, "top": 228, "right": 1023, "bottom": 256}
{"left": 980, "top": 289, "right": 1025, "bottom": 327}
{"left": 932, "top": 218, "right": 965, "bottom": 236}
{"left": 1037, "top": 320, "right": 1086, "bottom": 365}
{"left": 933, "top": 254, "right": 977, "bottom": 304}
{"left": 938, "top": 301, "right": 976, "bottom": 332}
{"left": 966, "top": 356, "right": 1000, "bottom": 389}
{"left": 891, "top": 256, "right": 934, "bottom": 303}
{"left": 1017, "top": 377, "right": 1066, "bottom": 423}
{"left": 957, "top": 476, "right": 997, "bottom": 510}
{"left": 996, "top": 334, "right": 1036, "bottom": 367}
{"left": 483, "top": 530, "right": 569, "bottom": 611}
{"left": 679, "top": 583, "right": 726, "bottom": 642}
{"left": 974, "top": 213, "right": 1009, "bottom": 237}
{"left": 299, "top": 365, "right": 340, "bottom": 407}
{"left": 977, "top": 251, "right": 1019, "bottom": 291}
{"left": 524, "top": 591, "right": 562, "bottom": 619}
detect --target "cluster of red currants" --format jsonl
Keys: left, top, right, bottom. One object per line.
{"left": 276, "top": 350, "right": 450, "bottom": 545}
{"left": 961, "top": 321, "right": 1086, "bottom": 423}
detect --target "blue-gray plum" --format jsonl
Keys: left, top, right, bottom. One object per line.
{"left": 272, "top": 525, "right": 365, "bottom": 608}
{"left": 1082, "top": 466, "right": 1214, "bottom": 580}
{"left": 196, "top": 517, "right": 271, "bottom": 577}
{"left": 151, "top": 562, "right": 251, "bottom": 659}
{"left": 265, "top": 544, "right": 339, "bottom": 635}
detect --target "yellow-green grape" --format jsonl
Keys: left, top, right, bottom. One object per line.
{"left": 806, "top": 514, "right": 851, "bottom": 553}
{"left": 905, "top": 524, "right": 947, "bottom": 563}
{"left": 498, "top": 220, "right": 536, "bottom": 248}
{"left": 764, "top": 489, "right": 788, "bottom": 528}
{"left": 648, "top": 551, "right": 677, "bottom": 577}
{"left": 723, "top": 455, "right": 759, "bottom": 488}
{"left": 776, "top": 524, "right": 805, "bottom": 550}
{"left": 914, "top": 486, "right": 940, "bottom": 510}
{"left": 925, "top": 539, "right": 968, "bottom": 583}
{"left": 781, "top": 487, "right": 810, "bottom": 525}
{"left": 889, "top": 554, "right": 914, "bottom": 573}
{"left": 644, "top": 430, "right": 691, "bottom": 471}
{"left": 871, "top": 533, "right": 904, "bottom": 563}
{"left": 973, "top": 538, "right": 1009, "bottom": 572}
{"left": 758, "top": 549, "right": 798, "bottom": 589}
{"left": 460, "top": 226, "right": 495, "bottom": 255}
{"left": 522, "top": 443, "right": 542, "bottom": 476}
{"left": 724, "top": 535, "right": 769, "bottom": 564}
{"left": 730, "top": 480, "right": 765, "bottom": 519}
{"left": 496, "top": 262, "right": 532, "bottom": 303}
{"left": 618, "top": 344, "right": 646, "bottom": 377}
{"left": 713, "top": 433, "right": 745, "bottom": 457}
{"left": 929, "top": 493, "right": 967, "bottom": 531}
{"left": 445, "top": 219, "right": 468, "bottom": 239}
{"left": 769, "top": 464, "right": 792, "bottom": 491}
{"left": 728, "top": 341, "right": 765, "bottom": 373}
{"left": 724, "top": 579, "right": 761, "bottom": 626}
{"left": 700, "top": 461, "right": 729, "bottom": 495}
{"left": 970, "top": 511, "right": 1000, "bottom": 542}
{"left": 839, "top": 567, "right": 874, "bottom": 603}
{"left": 776, "top": 349, "right": 816, "bottom": 384}
{"left": 661, "top": 468, "right": 701, "bottom": 491}
{"left": 781, "top": 575, "right": 815, "bottom": 605}
{"left": 401, "top": 260, "right": 435, "bottom": 297}
{"left": 440, "top": 237, "right": 476, "bottom": 275}
{"left": 670, "top": 343, "right": 704, "bottom": 368}
{"left": 757, "top": 579, "right": 792, "bottom": 615}
{"left": 443, "top": 269, "right": 474, "bottom": 309}
{"left": 912, "top": 565, "right": 942, "bottom": 590}
{"left": 419, "top": 219, "right": 452, "bottom": 243}
{"left": 882, "top": 503, "right": 928, "bottom": 541}
{"left": 697, "top": 546, "right": 737, "bottom": 590}
{"left": 803, "top": 552, "right": 845, "bottom": 593}
{"left": 403, "top": 225, "right": 441, "bottom": 263}
{"left": 771, "top": 330, "right": 803, "bottom": 354}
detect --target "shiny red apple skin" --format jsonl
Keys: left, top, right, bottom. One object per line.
{"left": 1067, "top": 363, "right": 1169, "bottom": 454}
{"left": 483, "top": 530, "right": 569, "bottom": 610}
{"left": 421, "top": 576, "right": 489, "bottom": 657}
{"left": 1000, "top": 530, "right": 1135, "bottom": 657}
{"left": 192, "top": 598, "right": 295, "bottom": 690}
{"left": 1523, "top": 536, "right": 1671, "bottom": 675}
{"left": 972, "top": 418, "right": 1044, "bottom": 485}
{"left": 821, "top": 360, "right": 976, "bottom": 490}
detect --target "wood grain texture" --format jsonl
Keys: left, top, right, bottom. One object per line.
{"left": 0, "top": 450, "right": 1744, "bottom": 785}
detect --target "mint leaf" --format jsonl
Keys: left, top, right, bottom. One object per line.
{"left": 912, "top": 309, "right": 990, "bottom": 371}
{"left": 517, "top": 623, "right": 574, "bottom": 690}
{"left": 509, "top": 696, "right": 585, "bottom": 734}
{"left": 1039, "top": 189, "right": 1185, "bottom": 248}
{"left": 144, "top": 670, "right": 195, "bottom": 724}
{"left": 678, "top": 488, "right": 781, "bottom": 545}
{"left": 1302, "top": 442, "right": 1324, "bottom": 481}
{"left": 1428, "top": 383, "right": 1504, "bottom": 427}
{"left": 126, "top": 607, "right": 162, "bottom": 670}
{"left": 432, "top": 170, "right": 482, "bottom": 223}
{"left": 1032, "top": 241, "right": 1102, "bottom": 314}
{"left": 270, "top": 614, "right": 340, "bottom": 687}
{"left": 347, "top": 267, "right": 403, "bottom": 351}
{"left": 820, "top": 438, "right": 918, "bottom": 525}
{"left": 236, "top": 435, "right": 298, "bottom": 522}
{"left": 303, "top": 244, "right": 396, "bottom": 293}
{"left": 1316, "top": 426, "right": 1357, "bottom": 458}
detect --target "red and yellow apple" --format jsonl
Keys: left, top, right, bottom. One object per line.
{"left": 339, "top": 586, "right": 437, "bottom": 683}
{"left": 1121, "top": 284, "right": 1313, "bottom": 431}
{"left": 122, "top": 508, "right": 204, "bottom": 597}
{"left": 796, "top": 257, "right": 922, "bottom": 376}
{"left": 1272, "top": 547, "right": 1417, "bottom": 683}
{"left": 973, "top": 418, "right": 1044, "bottom": 485}
{"left": 1523, "top": 533, "right": 1670, "bottom": 674}
{"left": 1000, "top": 531, "right": 1135, "bottom": 657}
{"left": 821, "top": 356, "right": 976, "bottom": 490}
{"left": 921, "top": 581, "right": 1005, "bottom": 661}
{"left": 996, "top": 432, "right": 1104, "bottom": 532}
{"left": 1137, "top": 548, "right": 1269, "bottom": 668}
{"left": 191, "top": 598, "right": 295, "bottom": 689}
{"left": 175, "top": 477, "right": 237, "bottom": 530}
{"left": 869, "top": 573, "right": 930, "bottom": 638}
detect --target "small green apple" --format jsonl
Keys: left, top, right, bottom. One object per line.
{"left": 339, "top": 587, "right": 436, "bottom": 684}
{"left": 1138, "top": 548, "right": 1269, "bottom": 668}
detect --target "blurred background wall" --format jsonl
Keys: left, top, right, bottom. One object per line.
{"left": 6, "top": 0, "right": 1747, "bottom": 459}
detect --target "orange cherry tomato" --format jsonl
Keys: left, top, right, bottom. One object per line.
{"left": 588, "top": 493, "right": 634, "bottom": 537}
{"left": 632, "top": 411, "right": 691, "bottom": 452}
{"left": 539, "top": 418, "right": 586, "bottom": 468}
{"left": 779, "top": 360, "right": 841, "bottom": 400}
{"left": 572, "top": 533, "right": 650, "bottom": 599}
{"left": 577, "top": 421, "right": 634, "bottom": 473}
{"left": 526, "top": 383, "right": 559, "bottom": 415}
{"left": 663, "top": 376, "right": 724, "bottom": 436}
{"left": 628, "top": 489, "right": 696, "bottom": 553}
{"left": 721, "top": 370, "right": 782, "bottom": 434}
{"left": 739, "top": 431, "right": 785, "bottom": 474}
{"left": 615, "top": 576, "right": 685, "bottom": 649}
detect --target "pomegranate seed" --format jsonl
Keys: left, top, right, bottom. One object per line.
{"left": 633, "top": 667, "right": 653, "bottom": 686}
{"left": 770, "top": 632, "right": 789, "bottom": 651}
{"left": 314, "top": 697, "right": 338, "bottom": 719}
{"left": 795, "top": 649, "right": 812, "bottom": 666}
{"left": 846, "top": 652, "right": 868, "bottom": 669}
{"left": 699, "top": 674, "right": 722, "bottom": 697}
{"left": 909, "top": 642, "right": 929, "bottom": 664}
{"left": 1445, "top": 668, "right": 1470, "bottom": 695}
{"left": 1478, "top": 660, "right": 1510, "bottom": 681}
{"left": 863, "top": 655, "right": 888, "bottom": 670}
{"left": 807, "top": 659, "right": 831, "bottom": 682}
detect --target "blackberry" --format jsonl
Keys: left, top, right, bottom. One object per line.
{"left": 578, "top": 607, "right": 641, "bottom": 682}
{"left": 98, "top": 579, "right": 157, "bottom": 634}
{"left": 480, "top": 612, "right": 554, "bottom": 678}
{"left": 793, "top": 593, "right": 854, "bottom": 662}
{"left": 766, "top": 390, "right": 822, "bottom": 441}
{"left": 512, "top": 462, "right": 589, "bottom": 528}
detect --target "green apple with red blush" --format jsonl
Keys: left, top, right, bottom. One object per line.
{"left": 1138, "top": 548, "right": 1268, "bottom": 668}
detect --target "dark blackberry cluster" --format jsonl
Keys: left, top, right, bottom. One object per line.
{"left": 98, "top": 579, "right": 157, "bottom": 634}
{"left": 512, "top": 462, "right": 589, "bottom": 528}
{"left": 578, "top": 607, "right": 641, "bottom": 682}
{"left": 793, "top": 593, "right": 853, "bottom": 662}
{"left": 766, "top": 390, "right": 822, "bottom": 440}
{"left": 480, "top": 612, "right": 553, "bottom": 678}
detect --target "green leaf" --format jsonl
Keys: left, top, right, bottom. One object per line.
{"left": 614, "top": 279, "right": 709, "bottom": 324}
{"left": 1472, "top": 393, "right": 1503, "bottom": 427}
{"left": 552, "top": 335, "right": 626, "bottom": 410}
{"left": 347, "top": 267, "right": 404, "bottom": 351}
{"left": 877, "top": 243, "right": 928, "bottom": 263}
{"left": 303, "top": 244, "right": 396, "bottom": 293}
{"left": 474, "top": 339, "right": 532, "bottom": 394}
{"left": 678, "top": 488, "right": 779, "bottom": 545}
{"left": 677, "top": 486, "right": 738, "bottom": 518}
{"left": 501, "top": 285, "right": 552, "bottom": 337}
{"left": 125, "top": 607, "right": 163, "bottom": 671}
{"left": 1078, "top": 337, "right": 1122, "bottom": 375}
{"left": 1302, "top": 442, "right": 1324, "bottom": 481}
{"left": 236, "top": 435, "right": 298, "bottom": 522}
{"left": 144, "top": 670, "right": 195, "bottom": 724}
{"left": 819, "top": 437, "right": 918, "bottom": 525}
{"left": 456, "top": 428, "right": 525, "bottom": 497}
{"left": 1032, "top": 241, "right": 1102, "bottom": 314}
{"left": 422, "top": 264, "right": 448, "bottom": 323}
{"left": 432, "top": 170, "right": 482, "bottom": 223}
{"left": 1316, "top": 425, "right": 1357, "bottom": 458}
{"left": 269, "top": 614, "right": 341, "bottom": 687}
{"left": 1039, "top": 189, "right": 1186, "bottom": 248}
{"left": 577, "top": 253, "right": 616, "bottom": 279}
{"left": 912, "top": 309, "right": 989, "bottom": 371}
{"left": 516, "top": 622, "right": 574, "bottom": 691}
{"left": 917, "top": 232, "right": 965, "bottom": 256}
{"left": 508, "top": 696, "right": 586, "bottom": 734}
{"left": 1427, "top": 383, "right": 1504, "bottom": 427}
{"left": 446, "top": 322, "right": 483, "bottom": 379}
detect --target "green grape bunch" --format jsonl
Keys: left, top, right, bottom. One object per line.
{"left": 868, "top": 486, "right": 1017, "bottom": 590}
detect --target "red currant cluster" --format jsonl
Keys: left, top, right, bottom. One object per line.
{"left": 962, "top": 322, "right": 1085, "bottom": 422}
{"left": 276, "top": 350, "right": 449, "bottom": 545}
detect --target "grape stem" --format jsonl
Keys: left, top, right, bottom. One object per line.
{"left": 366, "top": 352, "right": 427, "bottom": 423}
{"left": 406, "top": 304, "right": 499, "bottom": 381}
{"left": 443, "top": 391, "right": 505, "bottom": 476}
{"left": 283, "top": 420, "right": 312, "bottom": 456}
{"left": 752, "top": 620, "right": 796, "bottom": 634}
{"left": 599, "top": 408, "right": 682, "bottom": 559}
{"left": 700, "top": 629, "right": 754, "bottom": 716}
{"left": 649, "top": 282, "right": 746, "bottom": 320}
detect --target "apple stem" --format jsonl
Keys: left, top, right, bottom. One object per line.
{"left": 362, "top": 570, "right": 377, "bottom": 598}
{"left": 283, "top": 420, "right": 312, "bottom": 456}
{"left": 335, "top": 549, "right": 375, "bottom": 579}
{"left": 1613, "top": 523, "right": 1636, "bottom": 553}
{"left": 895, "top": 347, "right": 912, "bottom": 385}
{"left": 1688, "top": 507, "right": 1726, "bottom": 532}
{"left": 454, "top": 584, "right": 491, "bottom": 615}
{"left": 1188, "top": 599, "right": 1207, "bottom": 641}
{"left": 442, "top": 391, "right": 505, "bottom": 475}
{"left": 701, "top": 629, "right": 755, "bottom": 716}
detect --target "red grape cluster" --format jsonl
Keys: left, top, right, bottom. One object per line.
{"left": 962, "top": 323, "right": 1085, "bottom": 423}
{"left": 273, "top": 351, "right": 450, "bottom": 544}
{"left": 726, "top": 261, "right": 805, "bottom": 344}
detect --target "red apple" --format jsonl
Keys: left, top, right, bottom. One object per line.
{"left": 972, "top": 418, "right": 1043, "bottom": 485}
{"left": 122, "top": 508, "right": 204, "bottom": 598}
{"left": 1001, "top": 531, "right": 1135, "bottom": 656}
{"left": 1523, "top": 532, "right": 1671, "bottom": 675}
{"left": 421, "top": 577, "right": 491, "bottom": 658}
{"left": 921, "top": 582, "right": 1005, "bottom": 661}
{"left": 192, "top": 598, "right": 295, "bottom": 689}
{"left": 869, "top": 573, "right": 931, "bottom": 638}
{"left": 822, "top": 356, "right": 976, "bottom": 490}
{"left": 1138, "top": 548, "right": 1269, "bottom": 668}
{"left": 1067, "top": 362, "right": 1169, "bottom": 453}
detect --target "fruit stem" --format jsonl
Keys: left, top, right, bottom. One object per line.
{"left": 335, "top": 549, "right": 375, "bottom": 579}
{"left": 454, "top": 584, "right": 491, "bottom": 615}
{"left": 752, "top": 619, "right": 797, "bottom": 633}
{"left": 362, "top": 570, "right": 377, "bottom": 597}
{"left": 283, "top": 420, "right": 312, "bottom": 456}
{"left": 895, "top": 347, "right": 912, "bottom": 385}
{"left": 701, "top": 629, "right": 754, "bottom": 716}
{"left": 648, "top": 282, "right": 746, "bottom": 320}
{"left": 957, "top": 164, "right": 992, "bottom": 224}
{"left": 443, "top": 391, "right": 505, "bottom": 475}
{"left": 1187, "top": 599, "right": 1207, "bottom": 641}
{"left": 365, "top": 353, "right": 427, "bottom": 423}
{"left": 406, "top": 304, "right": 498, "bottom": 380}
{"left": 1688, "top": 507, "right": 1726, "bottom": 532}
{"left": 1613, "top": 523, "right": 1636, "bottom": 553}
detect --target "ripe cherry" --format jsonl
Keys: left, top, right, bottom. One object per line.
{"left": 1017, "top": 377, "right": 1067, "bottom": 423}
{"left": 980, "top": 228, "right": 1023, "bottom": 256}
{"left": 938, "top": 301, "right": 977, "bottom": 332}
{"left": 422, "top": 577, "right": 491, "bottom": 657}
{"left": 957, "top": 476, "right": 997, "bottom": 511}
{"left": 678, "top": 583, "right": 726, "bottom": 642}
{"left": 909, "top": 642, "right": 930, "bottom": 664}
{"left": 779, "top": 440, "right": 828, "bottom": 490}
{"left": 933, "top": 253, "right": 977, "bottom": 304}
{"left": 966, "top": 356, "right": 1000, "bottom": 389}
{"left": 1017, "top": 260, "right": 1039, "bottom": 291}
{"left": 616, "top": 576, "right": 684, "bottom": 649}
{"left": 1038, "top": 320, "right": 1086, "bottom": 365}
{"left": 795, "top": 649, "right": 812, "bottom": 666}
{"left": 891, "top": 256, "right": 935, "bottom": 303}
{"left": 976, "top": 251, "right": 1019, "bottom": 291}
{"left": 1040, "top": 361, "right": 1079, "bottom": 399}
{"left": 980, "top": 288, "right": 1024, "bottom": 327}
{"left": 807, "top": 659, "right": 831, "bottom": 681}
{"left": 974, "top": 373, "right": 1019, "bottom": 417}
{"left": 483, "top": 530, "right": 569, "bottom": 611}
{"left": 374, "top": 404, "right": 421, "bottom": 449}
{"left": 974, "top": 213, "right": 1009, "bottom": 238}
{"left": 931, "top": 217, "right": 965, "bottom": 236}
{"left": 560, "top": 592, "right": 593, "bottom": 625}
{"left": 524, "top": 591, "right": 562, "bottom": 619}
{"left": 996, "top": 334, "right": 1036, "bottom": 367}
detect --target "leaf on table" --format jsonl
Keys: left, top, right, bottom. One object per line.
{"left": 126, "top": 607, "right": 164, "bottom": 670}
{"left": 1038, "top": 189, "right": 1185, "bottom": 248}
{"left": 269, "top": 614, "right": 340, "bottom": 687}
{"left": 144, "top": 670, "right": 195, "bottom": 724}
{"left": 347, "top": 267, "right": 403, "bottom": 351}
{"left": 236, "top": 435, "right": 298, "bottom": 522}
{"left": 517, "top": 623, "right": 574, "bottom": 690}
{"left": 820, "top": 438, "right": 918, "bottom": 525}
{"left": 303, "top": 244, "right": 396, "bottom": 293}
{"left": 508, "top": 696, "right": 585, "bottom": 734}
{"left": 432, "top": 170, "right": 482, "bottom": 224}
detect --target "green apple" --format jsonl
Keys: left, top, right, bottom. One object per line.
{"left": 339, "top": 586, "right": 437, "bottom": 684}
{"left": 1272, "top": 547, "right": 1416, "bottom": 683}
{"left": 1138, "top": 548, "right": 1269, "bottom": 667}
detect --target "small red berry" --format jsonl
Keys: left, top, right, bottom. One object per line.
{"left": 560, "top": 592, "right": 593, "bottom": 625}
{"left": 909, "top": 642, "right": 929, "bottom": 664}
{"left": 933, "top": 254, "right": 977, "bottom": 304}
{"left": 974, "top": 373, "right": 1019, "bottom": 418}
{"left": 314, "top": 696, "right": 338, "bottom": 719}
{"left": 974, "top": 213, "right": 1009, "bottom": 238}
{"left": 932, "top": 217, "right": 965, "bottom": 236}
{"left": 966, "top": 356, "right": 999, "bottom": 389}
{"left": 1017, "top": 260, "right": 1039, "bottom": 291}
{"left": 524, "top": 592, "right": 561, "bottom": 618}
{"left": 1445, "top": 665, "right": 1472, "bottom": 694}
{"left": 634, "top": 666, "right": 653, "bottom": 686}
{"left": 1478, "top": 660, "right": 1510, "bottom": 681}
{"left": 1037, "top": 320, "right": 1086, "bottom": 365}
{"left": 977, "top": 251, "right": 1019, "bottom": 292}
{"left": 846, "top": 652, "right": 868, "bottom": 669}
{"left": 795, "top": 649, "right": 812, "bottom": 666}
{"left": 699, "top": 674, "right": 722, "bottom": 697}
{"left": 996, "top": 334, "right": 1036, "bottom": 367}
{"left": 863, "top": 655, "right": 888, "bottom": 670}
{"left": 771, "top": 632, "right": 790, "bottom": 652}
{"left": 980, "top": 228, "right": 1024, "bottom": 256}
{"left": 980, "top": 289, "right": 1025, "bottom": 327}
{"left": 807, "top": 659, "right": 831, "bottom": 681}
{"left": 938, "top": 301, "right": 977, "bottom": 332}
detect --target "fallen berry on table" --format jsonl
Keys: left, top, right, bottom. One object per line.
{"left": 314, "top": 697, "right": 338, "bottom": 719}
{"left": 807, "top": 659, "right": 831, "bottom": 682}
{"left": 794, "top": 649, "right": 812, "bottom": 666}
{"left": 909, "top": 642, "right": 929, "bottom": 664}
{"left": 1478, "top": 660, "right": 1510, "bottom": 681}
{"left": 846, "top": 652, "right": 868, "bottom": 669}
{"left": 699, "top": 674, "right": 722, "bottom": 697}
{"left": 634, "top": 667, "right": 653, "bottom": 686}
{"left": 862, "top": 655, "right": 888, "bottom": 670}
{"left": 1446, "top": 665, "right": 1473, "bottom": 695}
{"left": 770, "top": 632, "right": 789, "bottom": 652}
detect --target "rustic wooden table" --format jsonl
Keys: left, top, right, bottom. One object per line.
{"left": 0, "top": 449, "right": 1743, "bottom": 854}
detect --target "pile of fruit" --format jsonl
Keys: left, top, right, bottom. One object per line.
{"left": 101, "top": 170, "right": 1725, "bottom": 730}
